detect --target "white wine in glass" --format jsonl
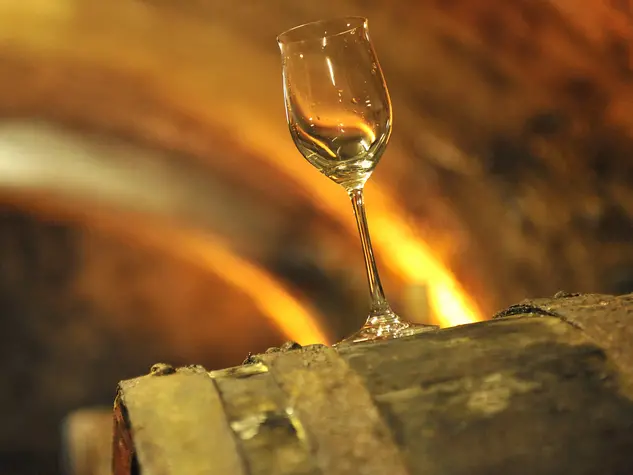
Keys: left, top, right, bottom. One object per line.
{"left": 278, "top": 17, "right": 438, "bottom": 346}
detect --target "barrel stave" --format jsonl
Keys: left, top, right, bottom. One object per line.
{"left": 113, "top": 294, "right": 633, "bottom": 475}
{"left": 342, "top": 316, "right": 633, "bottom": 475}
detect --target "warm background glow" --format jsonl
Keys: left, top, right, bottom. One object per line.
{"left": 1, "top": 1, "right": 633, "bottom": 473}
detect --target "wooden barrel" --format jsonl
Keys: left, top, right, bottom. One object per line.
{"left": 112, "top": 293, "right": 633, "bottom": 475}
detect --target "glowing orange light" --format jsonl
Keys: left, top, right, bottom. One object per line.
{"left": 236, "top": 125, "right": 483, "bottom": 328}
{"left": 0, "top": 4, "right": 482, "bottom": 330}
{"left": 162, "top": 228, "right": 331, "bottom": 345}
{"left": 368, "top": 196, "right": 481, "bottom": 327}
{"left": 1, "top": 193, "right": 331, "bottom": 346}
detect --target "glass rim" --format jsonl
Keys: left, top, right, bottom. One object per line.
{"left": 277, "top": 16, "right": 367, "bottom": 45}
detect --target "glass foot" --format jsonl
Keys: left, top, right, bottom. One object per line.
{"left": 333, "top": 310, "right": 438, "bottom": 348}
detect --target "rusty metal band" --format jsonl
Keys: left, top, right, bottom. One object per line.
{"left": 261, "top": 345, "right": 410, "bottom": 475}
{"left": 211, "top": 362, "right": 321, "bottom": 475}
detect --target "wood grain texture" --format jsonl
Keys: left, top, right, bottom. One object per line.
{"left": 341, "top": 317, "right": 633, "bottom": 475}
{"left": 4, "top": 2, "right": 633, "bottom": 473}
{"left": 214, "top": 366, "right": 319, "bottom": 475}
{"left": 114, "top": 365, "right": 246, "bottom": 475}
{"left": 494, "top": 292, "right": 633, "bottom": 391}
{"left": 114, "top": 293, "right": 633, "bottom": 475}
{"left": 260, "top": 347, "right": 409, "bottom": 475}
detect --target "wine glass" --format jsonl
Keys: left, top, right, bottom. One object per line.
{"left": 277, "top": 17, "right": 438, "bottom": 345}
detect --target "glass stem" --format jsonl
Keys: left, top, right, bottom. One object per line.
{"left": 348, "top": 188, "right": 396, "bottom": 322}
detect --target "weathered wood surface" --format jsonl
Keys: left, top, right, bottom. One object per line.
{"left": 4, "top": 2, "right": 633, "bottom": 473}
{"left": 116, "top": 364, "right": 245, "bottom": 475}
{"left": 114, "top": 293, "right": 633, "bottom": 475}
